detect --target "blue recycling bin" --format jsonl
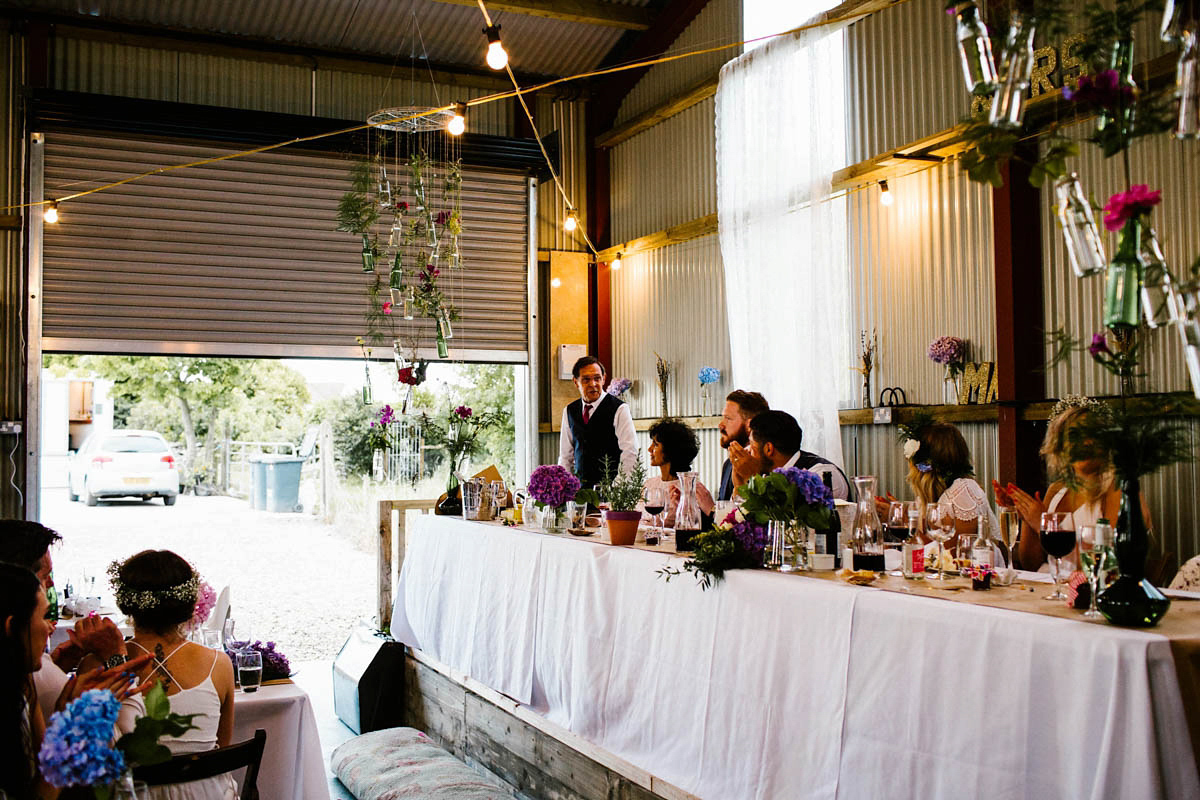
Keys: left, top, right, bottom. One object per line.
{"left": 247, "top": 456, "right": 267, "bottom": 510}
{"left": 262, "top": 455, "right": 305, "bottom": 513}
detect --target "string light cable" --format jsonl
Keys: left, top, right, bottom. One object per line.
{"left": 4, "top": 1, "right": 911, "bottom": 217}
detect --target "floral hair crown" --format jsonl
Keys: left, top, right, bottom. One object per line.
{"left": 1050, "top": 394, "right": 1106, "bottom": 421}
{"left": 107, "top": 560, "right": 200, "bottom": 611}
{"left": 896, "top": 409, "right": 936, "bottom": 464}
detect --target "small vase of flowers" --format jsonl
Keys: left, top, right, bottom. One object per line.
{"left": 928, "top": 335, "right": 967, "bottom": 403}
{"left": 527, "top": 464, "right": 583, "bottom": 533}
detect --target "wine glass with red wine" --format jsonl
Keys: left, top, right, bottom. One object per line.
{"left": 643, "top": 486, "right": 667, "bottom": 546}
{"left": 1039, "top": 511, "right": 1073, "bottom": 600}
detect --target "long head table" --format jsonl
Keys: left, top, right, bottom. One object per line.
{"left": 391, "top": 516, "right": 1200, "bottom": 799}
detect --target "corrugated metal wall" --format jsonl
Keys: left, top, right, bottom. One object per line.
{"left": 845, "top": 159, "right": 996, "bottom": 406}
{"left": 0, "top": 29, "right": 24, "bottom": 518}
{"left": 615, "top": 0, "right": 740, "bottom": 124}
{"left": 610, "top": 98, "right": 717, "bottom": 242}
{"left": 535, "top": 94, "right": 589, "bottom": 252}
{"left": 52, "top": 35, "right": 516, "bottom": 135}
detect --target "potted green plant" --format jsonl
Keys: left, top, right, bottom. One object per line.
{"left": 596, "top": 457, "right": 647, "bottom": 546}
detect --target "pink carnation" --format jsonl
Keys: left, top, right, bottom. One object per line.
{"left": 1103, "top": 185, "right": 1162, "bottom": 232}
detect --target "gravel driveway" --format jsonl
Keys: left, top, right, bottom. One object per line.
{"left": 40, "top": 492, "right": 377, "bottom": 661}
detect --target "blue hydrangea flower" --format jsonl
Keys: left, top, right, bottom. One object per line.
{"left": 39, "top": 689, "right": 125, "bottom": 788}
{"left": 697, "top": 366, "right": 721, "bottom": 385}
{"left": 773, "top": 466, "right": 836, "bottom": 509}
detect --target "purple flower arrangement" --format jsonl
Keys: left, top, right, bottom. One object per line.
{"left": 607, "top": 377, "right": 633, "bottom": 396}
{"left": 927, "top": 336, "right": 965, "bottom": 367}
{"left": 527, "top": 464, "right": 581, "bottom": 509}
{"left": 723, "top": 507, "right": 770, "bottom": 559}
{"left": 773, "top": 466, "right": 836, "bottom": 509}
{"left": 226, "top": 640, "right": 292, "bottom": 681}
{"left": 38, "top": 689, "right": 125, "bottom": 788}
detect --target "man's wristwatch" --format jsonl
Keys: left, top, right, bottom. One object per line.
{"left": 103, "top": 653, "right": 129, "bottom": 670}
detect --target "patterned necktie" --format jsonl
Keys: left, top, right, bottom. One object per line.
{"left": 582, "top": 403, "right": 591, "bottom": 424}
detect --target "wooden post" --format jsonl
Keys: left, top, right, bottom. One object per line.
{"left": 376, "top": 499, "right": 437, "bottom": 633}
{"left": 993, "top": 148, "right": 1045, "bottom": 490}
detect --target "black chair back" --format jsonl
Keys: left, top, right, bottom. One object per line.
{"left": 133, "top": 729, "right": 267, "bottom": 800}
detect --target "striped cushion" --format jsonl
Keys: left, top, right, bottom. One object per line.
{"left": 331, "top": 728, "right": 513, "bottom": 800}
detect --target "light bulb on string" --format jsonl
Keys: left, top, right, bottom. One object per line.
{"left": 448, "top": 102, "right": 467, "bottom": 136}
{"left": 483, "top": 25, "right": 508, "bottom": 70}
{"left": 879, "top": 179, "right": 893, "bottom": 207}
{"left": 612, "top": 252, "right": 623, "bottom": 270}
{"left": 43, "top": 201, "right": 59, "bottom": 224}
{"left": 564, "top": 210, "right": 578, "bottom": 232}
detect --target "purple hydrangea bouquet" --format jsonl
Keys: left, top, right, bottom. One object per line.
{"left": 658, "top": 505, "right": 770, "bottom": 590}
{"left": 607, "top": 377, "right": 632, "bottom": 397}
{"left": 527, "top": 464, "right": 582, "bottom": 510}
{"left": 228, "top": 640, "right": 292, "bottom": 681}
{"left": 927, "top": 335, "right": 967, "bottom": 378}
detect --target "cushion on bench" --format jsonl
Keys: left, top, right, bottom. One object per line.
{"left": 331, "top": 727, "right": 513, "bottom": 800}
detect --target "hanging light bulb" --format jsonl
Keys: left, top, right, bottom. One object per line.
{"left": 448, "top": 102, "right": 467, "bottom": 136}
{"left": 879, "top": 180, "right": 893, "bottom": 207}
{"left": 550, "top": 277, "right": 562, "bottom": 288}
{"left": 564, "top": 210, "right": 578, "bottom": 232}
{"left": 483, "top": 25, "right": 508, "bottom": 70}
{"left": 612, "top": 252, "right": 623, "bottom": 270}
{"left": 43, "top": 200, "right": 59, "bottom": 224}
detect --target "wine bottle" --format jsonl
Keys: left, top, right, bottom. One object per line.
{"left": 818, "top": 471, "right": 842, "bottom": 567}
{"left": 902, "top": 506, "right": 924, "bottom": 579}
{"left": 970, "top": 515, "right": 993, "bottom": 569}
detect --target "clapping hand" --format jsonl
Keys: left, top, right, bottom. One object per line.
{"left": 728, "top": 441, "right": 764, "bottom": 489}
{"left": 55, "top": 653, "right": 155, "bottom": 712}
{"left": 874, "top": 491, "right": 897, "bottom": 518}
{"left": 1002, "top": 482, "right": 1045, "bottom": 532}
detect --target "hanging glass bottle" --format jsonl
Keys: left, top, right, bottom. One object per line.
{"left": 389, "top": 252, "right": 403, "bottom": 292}
{"left": 435, "top": 317, "right": 450, "bottom": 359}
{"left": 1175, "top": 287, "right": 1200, "bottom": 399}
{"left": 1053, "top": 173, "right": 1107, "bottom": 277}
{"left": 1104, "top": 219, "right": 1143, "bottom": 330}
{"left": 438, "top": 306, "right": 454, "bottom": 339}
{"left": 955, "top": 2, "right": 998, "bottom": 96}
{"left": 1098, "top": 38, "right": 1137, "bottom": 141}
{"left": 1138, "top": 224, "right": 1179, "bottom": 328}
{"left": 403, "top": 286, "right": 415, "bottom": 320}
{"left": 377, "top": 165, "right": 393, "bottom": 210}
{"left": 360, "top": 234, "right": 376, "bottom": 272}
{"left": 989, "top": 13, "right": 1036, "bottom": 128}
{"left": 362, "top": 360, "right": 373, "bottom": 404}
{"left": 1161, "top": 0, "right": 1193, "bottom": 42}
{"left": 1177, "top": 28, "right": 1199, "bottom": 138}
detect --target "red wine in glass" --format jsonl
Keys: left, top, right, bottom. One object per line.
{"left": 1039, "top": 530, "right": 1075, "bottom": 559}
{"left": 644, "top": 504, "right": 665, "bottom": 517}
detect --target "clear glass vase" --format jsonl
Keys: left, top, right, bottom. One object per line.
{"left": 541, "top": 505, "right": 567, "bottom": 533}
{"left": 1138, "top": 224, "right": 1178, "bottom": 328}
{"left": 1098, "top": 38, "right": 1137, "bottom": 141}
{"left": 955, "top": 2, "right": 997, "bottom": 95}
{"left": 1054, "top": 173, "right": 1107, "bottom": 277}
{"left": 1178, "top": 29, "right": 1199, "bottom": 139}
{"left": 989, "top": 13, "right": 1035, "bottom": 128}
{"left": 851, "top": 476, "right": 885, "bottom": 570}
{"left": 360, "top": 234, "right": 376, "bottom": 273}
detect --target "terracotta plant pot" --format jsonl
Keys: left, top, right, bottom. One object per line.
{"left": 605, "top": 510, "right": 642, "bottom": 546}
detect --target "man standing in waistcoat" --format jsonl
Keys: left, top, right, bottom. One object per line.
{"left": 557, "top": 356, "right": 637, "bottom": 487}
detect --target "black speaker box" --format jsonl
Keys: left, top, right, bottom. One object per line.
{"left": 332, "top": 624, "right": 406, "bottom": 734}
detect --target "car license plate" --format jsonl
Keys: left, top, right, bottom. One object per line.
{"left": 122, "top": 477, "right": 152, "bottom": 486}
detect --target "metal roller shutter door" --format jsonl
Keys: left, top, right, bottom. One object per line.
{"left": 41, "top": 130, "right": 529, "bottom": 361}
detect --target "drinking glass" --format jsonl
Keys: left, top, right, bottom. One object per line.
{"left": 237, "top": 650, "right": 263, "bottom": 693}
{"left": 885, "top": 501, "right": 912, "bottom": 577}
{"left": 643, "top": 487, "right": 667, "bottom": 542}
{"left": 113, "top": 774, "right": 148, "bottom": 800}
{"left": 224, "top": 619, "right": 252, "bottom": 653}
{"left": 924, "top": 503, "right": 955, "bottom": 582}
{"left": 201, "top": 629, "right": 222, "bottom": 649}
{"left": 461, "top": 480, "right": 483, "bottom": 520}
{"left": 1040, "top": 511, "right": 1073, "bottom": 600}
{"left": 997, "top": 507, "right": 1021, "bottom": 584}
{"left": 490, "top": 480, "right": 507, "bottom": 517}
{"left": 1078, "top": 523, "right": 1113, "bottom": 619}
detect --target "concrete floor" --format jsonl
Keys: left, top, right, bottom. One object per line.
{"left": 293, "top": 660, "right": 356, "bottom": 800}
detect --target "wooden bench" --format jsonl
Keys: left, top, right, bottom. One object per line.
{"left": 331, "top": 727, "right": 516, "bottom": 800}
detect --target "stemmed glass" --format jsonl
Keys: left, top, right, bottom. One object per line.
{"left": 924, "top": 502, "right": 955, "bottom": 582}
{"left": 885, "top": 501, "right": 912, "bottom": 577}
{"left": 1078, "top": 523, "right": 1113, "bottom": 619}
{"left": 1040, "top": 511, "right": 1073, "bottom": 600}
{"left": 996, "top": 507, "right": 1021, "bottom": 584}
{"left": 223, "top": 618, "right": 252, "bottom": 653}
{"left": 643, "top": 487, "right": 667, "bottom": 544}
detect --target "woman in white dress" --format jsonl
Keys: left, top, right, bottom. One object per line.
{"left": 905, "top": 422, "right": 999, "bottom": 540}
{"left": 1001, "top": 398, "right": 1151, "bottom": 572}
{"left": 642, "top": 418, "right": 715, "bottom": 527}
{"left": 109, "top": 550, "right": 237, "bottom": 800}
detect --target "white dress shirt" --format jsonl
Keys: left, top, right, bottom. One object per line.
{"left": 558, "top": 397, "right": 638, "bottom": 477}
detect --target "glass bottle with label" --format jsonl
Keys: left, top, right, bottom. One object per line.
{"left": 970, "top": 515, "right": 993, "bottom": 570}
{"left": 902, "top": 505, "right": 924, "bottom": 579}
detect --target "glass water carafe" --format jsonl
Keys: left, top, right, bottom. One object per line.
{"left": 852, "top": 476, "right": 885, "bottom": 571}
{"left": 674, "top": 471, "right": 702, "bottom": 551}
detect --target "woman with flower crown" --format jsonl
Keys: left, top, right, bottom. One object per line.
{"left": 998, "top": 396, "right": 1152, "bottom": 572}
{"left": 903, "top": 422, "right": 999, "bottom": 541}
{"left": 108, "top": 550, "right": 237, "bottom": 800}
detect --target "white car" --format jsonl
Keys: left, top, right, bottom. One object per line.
{"left": 68, "top": 430, "right": 180, "bottom": 506}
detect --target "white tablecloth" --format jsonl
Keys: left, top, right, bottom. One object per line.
{"left": 391, "top": 516, "right": 1200, "bottom": 800}
{"left": 234, "top": 682, "right": 330, "bottom": 800}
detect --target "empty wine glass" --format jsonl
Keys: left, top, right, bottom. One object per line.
{"left": 885, "top": 501, "right": 912, "bottom": 576}
{"left": 925, "top": 503, "right": 955, "bottom": 582}
{"left": 224, "top": 619, "right": 252, "bottom": 653}
{"left": 1040, "top": 511, "right": 1073, "bottom": 600}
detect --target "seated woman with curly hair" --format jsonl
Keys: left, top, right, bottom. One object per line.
{"left": 110, "top": 550, "right": 237, "bottom": 800}
{"left": 644, "top": 418, "right": 715, "bottom": 528}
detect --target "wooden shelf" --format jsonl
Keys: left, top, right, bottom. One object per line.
{"left": 839, "top": 394, "right": 1200, "bottom": 427}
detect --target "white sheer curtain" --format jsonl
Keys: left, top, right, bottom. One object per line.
{"left": 716, "top": 17, "right": 850, "bottom": 467}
